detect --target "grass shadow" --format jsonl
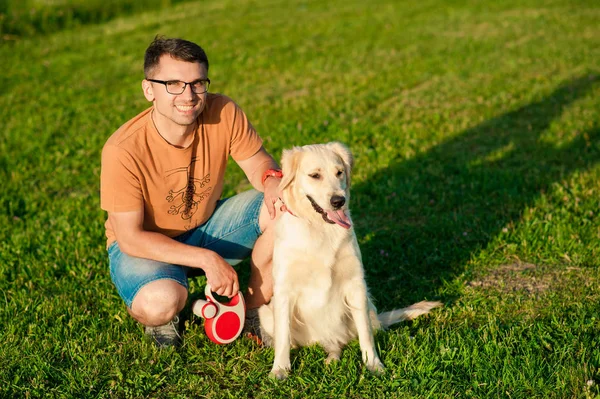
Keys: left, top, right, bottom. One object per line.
{"left": 352, "top": 73, "right": 600, "bottom": 309}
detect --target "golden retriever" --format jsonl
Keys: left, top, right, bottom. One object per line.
{"left": 257, "top": 142, "right": 441, "bottom": 379}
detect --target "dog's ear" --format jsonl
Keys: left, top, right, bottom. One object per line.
{"left": 279, "top": 146, "right": 302, "bottom": 191}
{"left": 327, "top": 141, "right": 353, "bottom": 185}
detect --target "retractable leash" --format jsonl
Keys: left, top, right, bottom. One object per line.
{"left": 192, "top": 284, "right": 246, "bottom": 344}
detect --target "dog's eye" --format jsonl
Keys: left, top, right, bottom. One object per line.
{"left": 309, "top": 173, "right": 321, "bottom": 179}
{"left": 336, "top": 170, "right": 344, "bottom": 177}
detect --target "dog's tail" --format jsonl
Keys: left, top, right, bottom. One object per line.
{"left": 377, "top": 301, "right": 442, "bottom": 329}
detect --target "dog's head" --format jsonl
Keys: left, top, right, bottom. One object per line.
{"left": 279, "top": 142, "right": 354, "bottom": 229}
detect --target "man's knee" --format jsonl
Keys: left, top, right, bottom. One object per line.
{"left": 129, "top": 279, "right": 187, "bottom": 326}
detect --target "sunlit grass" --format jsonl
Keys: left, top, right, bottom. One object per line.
{"left": 1, "top": 0, "right": 599, "bottom": 397}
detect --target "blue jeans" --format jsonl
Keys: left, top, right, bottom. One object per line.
{"left": 108, "top": 189, "right": 263, "bottom": 307}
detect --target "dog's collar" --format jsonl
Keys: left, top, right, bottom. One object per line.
{"left": 278, "top": 198, "right": 297, "bottom": 217}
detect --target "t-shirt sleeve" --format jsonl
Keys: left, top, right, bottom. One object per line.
{"left": 100, "top": 144, "right": 144, "bottom": 212}
{"left": 225, "top": 99, "right": 263, "bottom": 161}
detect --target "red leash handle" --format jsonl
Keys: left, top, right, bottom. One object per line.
{"left": 191, "top": 284, "right": 246, "bottom": 344}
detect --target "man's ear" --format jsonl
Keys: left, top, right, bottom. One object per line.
{"left": 327, "top": 141, "right": 353, "bottom": 186}
{"left": 279, "top": 147, "right": 302, "bottom": 192}
{"left": 142, "top": 80, "right": 155, "bottom": 102}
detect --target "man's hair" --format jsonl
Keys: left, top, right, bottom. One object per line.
{"left": 144, "top": 36, "right": 209, "bottom": 78}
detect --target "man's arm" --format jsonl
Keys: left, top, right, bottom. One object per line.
{"left": 108, "top": 210, "right": 239, "bottom": 297}
{"left": 236, "top": 146, "right": 282, "bottom": 219}
{"left": 237, "top": 145, "right": 280, "bottom": 190}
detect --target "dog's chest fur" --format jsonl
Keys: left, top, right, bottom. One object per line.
{"left": 274, "top": 213, "right": 355, "bottom": 277}
{"left": 273, "top": 214, "right": 363, "bottom": 345}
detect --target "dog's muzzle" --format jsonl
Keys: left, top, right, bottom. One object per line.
{"left": 307, "top": 195, "right": 333, "bottom": 224}
{"left": 306, "top": 195, "right": 352, "bottom": 229}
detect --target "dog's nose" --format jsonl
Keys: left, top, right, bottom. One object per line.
{"left": 330, "top": 195, "right": 346, "bottom": 209}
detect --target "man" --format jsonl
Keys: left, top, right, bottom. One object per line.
{"left": 100, "top": 36, "right": 282, "bottom": 347}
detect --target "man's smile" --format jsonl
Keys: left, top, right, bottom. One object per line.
{"left": 175, "top": 104, "right": 196, "bottom": 112}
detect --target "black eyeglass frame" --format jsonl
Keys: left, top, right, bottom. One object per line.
{"left": 146, "top": 78, "right": 211, "bottom": 94}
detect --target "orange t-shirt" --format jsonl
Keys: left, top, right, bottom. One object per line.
{"left": 100, "top": 93, "right": 263, "bottom": 248}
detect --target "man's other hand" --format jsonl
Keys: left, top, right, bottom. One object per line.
{"left": 203, "top": 252, "right": 240, "bottom": 298}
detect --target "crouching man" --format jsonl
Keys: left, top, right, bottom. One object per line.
{"left": 100, "top": 36, "right": 281, "bottom": 346}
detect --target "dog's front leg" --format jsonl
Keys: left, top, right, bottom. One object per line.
{"left": 346, "top": 279, "right": 384, "bottom": 374}
{"left": 270, "top": 291, "right": 292, "bottom": 379}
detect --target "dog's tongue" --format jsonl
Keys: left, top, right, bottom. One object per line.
{"left": 326, "top": 209, "right": 352, "bottom": 229}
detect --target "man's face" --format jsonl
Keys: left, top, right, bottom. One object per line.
{"left": 142, "top": 55, "right": 208, "bottom": 128}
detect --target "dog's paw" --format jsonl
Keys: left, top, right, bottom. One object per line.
{"left": 269, "top": 366, "right": 290, "bottom": 380}
{"left": 366, "top": 358, "right": 385, "bottom": 375}
{"left": 325, "top": 352, "right": 341, "bottom": 365}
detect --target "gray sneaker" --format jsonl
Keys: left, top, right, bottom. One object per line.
{"left": 145, "top": 316, "right": 182, "bottom": 348}
{"left": 243, "top": 308, "right": 272, "bottom": 347}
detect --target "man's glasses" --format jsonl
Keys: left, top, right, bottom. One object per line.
{"left": 147, "top": 78, "right": 210, "bottom": 95}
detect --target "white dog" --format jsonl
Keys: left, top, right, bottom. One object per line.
{"left": 257, "top": 142, "right": 441, "bottom": 379}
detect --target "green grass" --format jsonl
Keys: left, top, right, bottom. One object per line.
{"left": 0, "top": 0, "right": 191, "bottom": 39}
{"left": 1, "top": 0, "right": 600, "bottom": 397}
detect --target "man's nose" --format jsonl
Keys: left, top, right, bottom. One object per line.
{"left": 181, "top": 83, "right": 195, "bottom": 98}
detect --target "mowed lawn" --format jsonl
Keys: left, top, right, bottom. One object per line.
{"left": 1, "top": 0, "right": 600, "bottom": 397}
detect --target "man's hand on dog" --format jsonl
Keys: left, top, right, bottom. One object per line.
{"left": 263, "top": 177, "right": 282, "bottom": 219}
